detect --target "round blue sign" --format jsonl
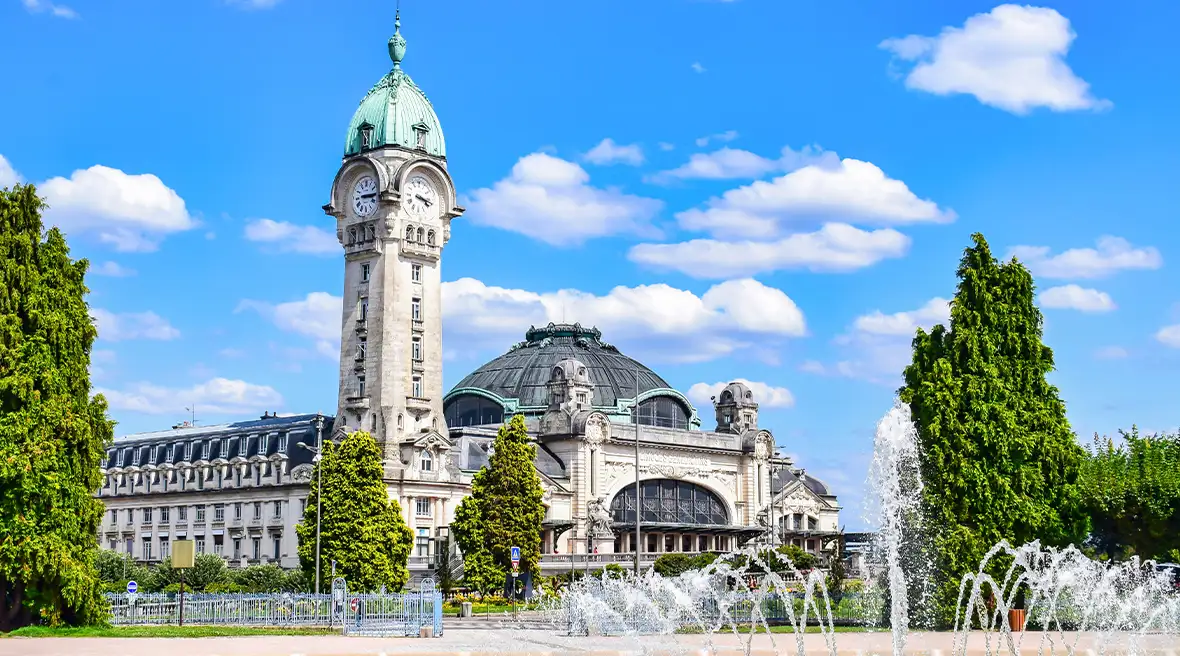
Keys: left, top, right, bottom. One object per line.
{"left": 126, "top": 580, "right": 137, "bottom": 594}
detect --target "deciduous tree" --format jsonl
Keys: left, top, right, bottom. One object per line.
{"left": 0, "top": 185, "right": 113, "bottom": 630}
{"left": 898, "top": 233, "right": 1087, "bottom": 625}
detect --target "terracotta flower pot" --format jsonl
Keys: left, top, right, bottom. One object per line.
{"left": 1008, "top": 608, "right": 1026, "bottom": 632}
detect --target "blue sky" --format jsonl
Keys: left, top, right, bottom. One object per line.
{"left": 3, "top": 0, "right": 1179, "bottom": 526}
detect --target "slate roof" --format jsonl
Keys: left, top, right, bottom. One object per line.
{"left": 450, "top": 323, "right": 670, "bottom": 408}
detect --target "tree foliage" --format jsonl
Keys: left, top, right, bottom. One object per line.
{"left": 451, "top": 415, "right": 545, "bottom": 578}
{"left": 898, "top": 233, "right": 1088, "bottom": 625}
{"left": 434, "top": 536, "right": 461, "bottom": 596}
{"left": 1081, "top": 428, "right": 1180, "bottom": 562}
{"left": 0, "top": 185, "right": 113, "bottom": 630}
{"left": 148, "top": 553, "right": 229, "bottom": 592}
{"left": 296, "top": 430, "right": 412, "bottom": 592}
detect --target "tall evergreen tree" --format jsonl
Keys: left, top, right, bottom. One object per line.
{"left": 898, "top": 233, "right": 1087, "bottom": 624}
{"left": 0, "top": 185, "right": 113, "bottom": 630}
{"left": 451, "top": 414, "right": 544, "bottom": 578}
{"left": 296, "top": 430, "right": 413, "bottom": 592}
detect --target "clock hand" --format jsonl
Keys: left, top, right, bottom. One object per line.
{"left": 416, "top": 194, "right": 432, "bottom": 207}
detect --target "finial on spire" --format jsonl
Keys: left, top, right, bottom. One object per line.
{"left": 388, "top": 7, "right": 407, "bottom": 68}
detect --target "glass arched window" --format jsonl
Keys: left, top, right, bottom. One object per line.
{"left": 427, "top": 230, "right": 436, "bottom": 245}
{"left": 405, "top": 226, "right": 415, "bottom": 241}
{"left": 636, "top": 395, "right": 690, "bottom": 430}
{"left": 610, "top": 480, "right": 728, "bottom": 525}
{"left": 443, "top": 394, "right": 505, "bottom": 428}
{"left": 420, "top": 450, "right": 433, "bottom": 472}
{"left": 416, "top": 227, "right": 424, "bottom": 242}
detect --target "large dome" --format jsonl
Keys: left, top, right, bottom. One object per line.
{"left": 449, "top": 323, "right": 672, "bottom": 410}
{"left": 344, "top": 14, "right": 446, "bottom": 158}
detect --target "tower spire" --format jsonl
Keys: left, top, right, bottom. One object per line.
{"left": 388, "top": 7, "right": 407, "bottom": 69}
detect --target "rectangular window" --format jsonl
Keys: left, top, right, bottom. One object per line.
{"left": 359, "top": 297, "right": 368, "bottom": 322}
{"left": 260, "top": 433, "right": 269, "bottom": 453}
{"left": 166, "top": 444, "right": 174, "bottom": 461}
{"left": 416, "top": 529, "right": 430, "bottom": 557}
{"left": 184, "top": 441, "right": 192, "bottom": 460}
{"left": 143, "top": 538, "right": 152, "bottom": 561}
{"left": 233, "top": 538, "right": 242, "bottom": 559}
{"left": 125, "top": 509, "right": 132, "bottom": 525}
{"left": 214, "top": 535, "right": 224, "bottom": 556}
{"left": 411, "top": 298, "right": 421, "bottom": 321}
{"left": 412, "top": 376, "right": 422, "bottom": 398}
{"left": 411, "top": 263, "right": 421, "bottom": 282}
{"left": 278, "top": 433, "right": 288, "bottom": 452}
{"left": 415, "top": 498, "right": 432, "bottom": 517}
{"left": 196, "top": 505, "right": 206, "bottom": 522}
{"left": 143, "top": 508, "right": 153, "bottom": 524}
{"left": 178, "top": 506, "right": 187, "bottom": 521}
{"left": 234, "top": 503, "right": 242, "bottom": 520}
{"left": 358, "top": 376, "right": 366, "bottom": 397}
{"left": 361, "top": 262, "right": 371, "bottom": 282}
{"left": 125, "top": 537, "right": 133, "bottom": 554}
{"left": 273, "top": 537, "right": 281, "bottom": 560}
{"left": 273, "top": 501, "right": 282, "bottom": 518}
{"left": 160, "top": 538, "right": 170, "bottom": 559}
{"left": 357, "top": 341, "right": 366, "bottom": 361}
{"left": 299, "top": 498, "right": 307, "bottom": 515}
{"left": 252, "top": 538, "right": 261, "bottom": 561}
{"left": 196, "top": 537, "right": 205, "bottom": 553}
{"left": 253, "top": 501, "right": 262, "bottom": 519}
{"left": 109, "top": 509, "right": 117, "bottom": 524}
{"left": 160, "top": 507, "right": 170, "bottom": 523}
{"left": 411, "top": 337, "right": 422, "bottom": 361}
{"left": 109, "top": 538, "right": 117, "bottom": 551}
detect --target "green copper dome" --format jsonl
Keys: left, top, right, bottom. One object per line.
{"left": 344, "top": 13, "right": 446, "bottom": 158}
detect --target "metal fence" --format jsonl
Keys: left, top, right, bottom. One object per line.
{"left": 104, "top": 578, "right": 443, "bottom": 637}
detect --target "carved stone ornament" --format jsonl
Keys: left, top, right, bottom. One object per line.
{"left": 754, "top": 433, "right": 773, "bottom": 462}
{"left": 585, "top": 496, "right": 613, "bottom": 538}
{"left": 290, "top": 464, "right": 314, "bottom": 483}
{"left": 583, "top": 414, "right": 608, "bottom": 447}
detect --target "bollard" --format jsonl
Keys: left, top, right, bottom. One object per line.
{"left": 419, "top": 625, "right": 433, "bottom": 638}
{"left": 460, "top": 601, "right": 473, "bottom": 618}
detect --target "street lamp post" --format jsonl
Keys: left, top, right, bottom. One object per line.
{"left": 634, "top": 366, "right": 641, "bottom": 576}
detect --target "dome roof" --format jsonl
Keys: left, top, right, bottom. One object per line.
{"left": 450, "top": 323, "right": 671, "bottom": 409}
{"left": 344, "top": 14, "right": 446, "bottom": 158}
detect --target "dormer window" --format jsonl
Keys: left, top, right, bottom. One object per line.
{"left": 359, "top": 123, "right": 374, "bottom": 150}
{"left": 411, "top": 121, "right": 430, "bottom": 150}
{"left": 419, "top": 450, "right": 433, "bottom": 472}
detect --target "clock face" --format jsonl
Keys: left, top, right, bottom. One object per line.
{"left": 351, "top": 176, "right": 378, "bottom": 217}
{"left": 403, "top": 175, "right": 437, "bottom": 218}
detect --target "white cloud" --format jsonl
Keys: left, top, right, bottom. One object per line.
{"left": 1038, "top": 285, "right": 1115, "bottom": 312}
{"left": 91, "top": 261, "right": 137, "bottom": 277}
{"left": 687, "top": 379, "right": 795, "bottom": 409}
{"left": 691, "top": 62, "right": 707, "bottom": 74}
{"left": 22, "top": 0, "right": 78, "bottom": 19}
{"left": 658, "top": 142, "right": 676, "bottom": 152}
{"left": 226, "top": 0, "right": 282, "bottom": 8}
{"left": 98, "top": 377, "right": 283, "bottom": 416}
{"left": 244, "top": 219, "right": 338, "bottom": 255}
{"left": 0, "top": 155, "right": 21, "bottom": 188}
{"left": 583, "top": 139, "right": 645, "bottom": 166}
{"left": 89, "top": 348, "right": 116, "bottom": 380}
{"left": 628, "top": 223, "right": 911, "bottom": 279}
{"left": 441, "top": 276, "right": 806, "bottom": 363}
{"left": 649, "top": 145, "right": 839, "bottom": 183}
{"left": 675, "top": 158, "right": 954, "bottom": 239}
{"left": 806, "top": 298, "right": 950, "bottom": 383}
{"left": 695, "top": 130, "right": 739, "bottom": 148}
{"left": 1009, "top": 237, "right": 1162, "bottom": 280}
{"left": 463, "top": 152, "right": 663, "bottom": 246}
{"left": 236, "top": 292, "right": 341, "bottom": 358}
{"left": 1094, "top": 346, "right": 1128, "bottom": 360}
{"left": 1156, "top": 325, "right": 1180, "bottom": 349}
{"left": 91, "top": 309, "right": 180, "bottom": 342}
{"left": 39, "top": 165, "right": 196, "bottom": 252}
{"left": 880, "top": 4, "right": 1109, "bottom": 115}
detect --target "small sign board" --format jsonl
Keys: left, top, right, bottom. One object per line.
{"left": 126, "top": 580, "right": 137, "bottom": 594}
{"left": 512, "top": 562, "right": 519, "bottom": 576}
{"left": 172, "top": 540, "right": 195, "bottom": 569}
{"left": 349, "top": 597, "right": 359, "bottom": 613}
{"left": 510, "top": 546, "right": 520, "bottom": 565}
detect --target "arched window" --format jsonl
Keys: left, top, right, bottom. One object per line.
{"left": 636, "top": 395, "right": 690, "bottom": 430}
{"left": 349, "top": 228, "right": 357, "bottom": 244}
{"left": 397, "top": 413, "right": 404, "bottom": 431}
{"left": 419, "top": 450, "right": 433, "bottom": 472}
{"left": 405, "top": 226, "right": 415, "bottom": 241}
{"left": 443, "top": 394, "right": 504, "bottom": 428}
{"left": 416, "top": 227, "right": 424, "bottom": 242}
{"left": 610, "top": 480, "right": 728, "bottom": 525}
{"left": 427, "top": 230, "right": 436, "bottom": 245}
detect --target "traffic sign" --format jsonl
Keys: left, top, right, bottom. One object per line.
{"left": 510, "top": 546, "right": 520, "bottom": 565}
{"left": 126, "top": 580, "right": 137, "bottom": 594}
{"left": 349, "top": 597, "right": 359, "bottom": 613}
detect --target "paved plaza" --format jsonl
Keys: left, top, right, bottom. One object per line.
{"left": 5, "top": 628, "right": 1180, "bottom": 656}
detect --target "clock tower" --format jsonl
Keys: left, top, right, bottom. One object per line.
{"left": 323, "top": 12, "right": 461, "bottom": 467}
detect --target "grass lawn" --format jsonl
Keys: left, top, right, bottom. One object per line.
{"left": 3, "top": 625, "right": 339, "bottom": 638}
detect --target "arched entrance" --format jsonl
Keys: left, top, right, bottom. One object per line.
{"left": 609, "top": 479, "right": 744, "bottom": 555}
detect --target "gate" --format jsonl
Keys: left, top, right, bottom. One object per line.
{"left": 342, "top": 579, "right": 443, "bottom": 637}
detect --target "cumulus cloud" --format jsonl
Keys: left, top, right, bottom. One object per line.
{"left": 441, "top": 276, "right": 806, "bottom": 363}
{"left": 674, "top": 158, "right": 954, "bottom": 239}
{"left": 1010, "top": 237, "right": 1162, "bottom": 280}
{"left": 39, "top": 165, "right": 196, "bottom": 252}
{"left": 1156, "top": 325, "right": 1180, "bottom": 349}
{"left": 695, "top": 130, "right": 739, "bottom": 148}
{"left": 91, "top": 309, "right": 180, "bottom": 342}
{"left": 687, "top": 379, "right": 795, "bottom": 409}
{"left": 236, "top": 292, "right": 341, "bottom": 358}
{"left": 583, "top": 139, "right": 644, "bottom": 166}
{"left": 1039, "top": 285, "right": 1115, "bottom": 312}
{"left": 806, "top": 298, "right": 950, "bottom": 383}
{"left": 658, "top": 142, "right": 676, "bottom": 152}
{"left": 649, "top": 145, "right": 839, "bottom": 183}
{"left": 463, "top": 152, "right": 663, "bottom": 246}
{"left": 91, "top": 261, "right": 136, "bottom": 277}
{"left": 98, "top": 377, "right": 283, "bottom": 416}
{"left": 691, "top": 62, "right": 707, "bottom": 74}
{"left": 628, "top": 223, "right": 911, "bottom": 279}
{"left": 0, "top": 155, "right": 21, "bottom": 188}
{"left": 244, "top": 219, "right": 338, "bottom": 255}
{"left": 22, "top": 0, "right": 78, "bottom": 19}
{"left": 880, "top": 4, "right": 1109, "bottom": 114}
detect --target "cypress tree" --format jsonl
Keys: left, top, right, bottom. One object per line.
{"left": 0, "top": 184, "right": 113, "bottom": 629}
{"left": 451, "top": 414, "right": 544, "bottom": 578}
{"left": 898, "top": 233, "right": 1087, "bottom": 624}
{"left": 296, "top": 430, "right": 413, "bottom": 592}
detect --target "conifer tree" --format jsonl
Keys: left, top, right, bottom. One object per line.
{"left": 0, "top": 184, "right": 113, "bottom": 629}
{"left": 451, "top": 414, "right": 544, "bottom": 578}
{"left": 899, "top": 233, "right": 1087, "bottom": 625}
{"left": 296, "top": 430, "right": 413, "bottom": 592}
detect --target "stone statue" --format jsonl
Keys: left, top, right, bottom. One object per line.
{"left": 585, "top": 496, "right": 613, "bottom": 538}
